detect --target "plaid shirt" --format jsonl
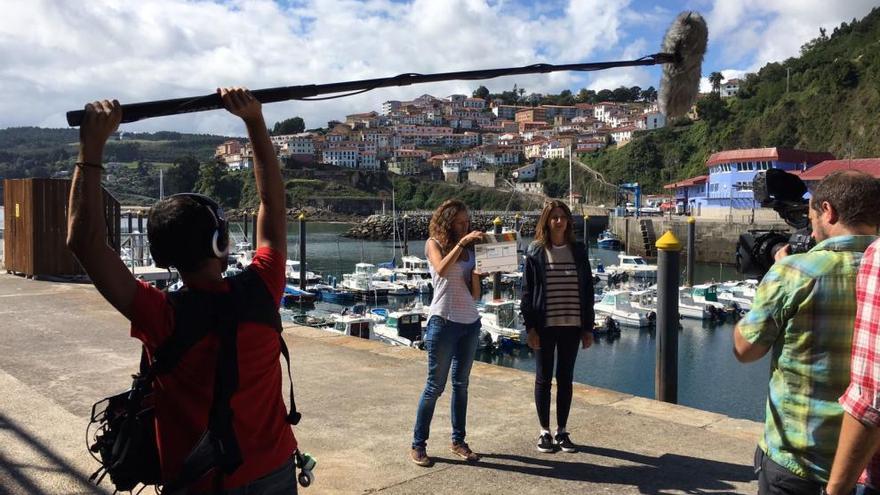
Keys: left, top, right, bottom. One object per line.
{"left": 738, "top": 235, "right": 877, "bottom": 482}
{"left": 840, "top": 237, "right": 880, "bottom": 487}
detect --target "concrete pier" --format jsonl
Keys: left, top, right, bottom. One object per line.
{"left": 0, "top": 273, "right": 761, "bottom": 494}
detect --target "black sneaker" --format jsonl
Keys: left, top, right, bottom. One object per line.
{"left": 555, "top": 432, "right": 576, "bottom": 453}
{"left": 537, "top": 433, "right": 556, "bottom": 453}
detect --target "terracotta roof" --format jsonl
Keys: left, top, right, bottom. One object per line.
{"left": 797, "top": 158, "right": 880, "bottom": 181}
{"left": 706, "top": 148, "right": 834, "bottom": 167}
{"left": 663, "top": 175, "right": 708, "bottom": 190}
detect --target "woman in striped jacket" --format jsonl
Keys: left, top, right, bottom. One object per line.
{"left": 520, "top": 200, "right": 595, "bottom": 454}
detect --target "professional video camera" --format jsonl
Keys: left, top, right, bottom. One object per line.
{"left": 735, "top": 169, "right": 815, "bottom": 278}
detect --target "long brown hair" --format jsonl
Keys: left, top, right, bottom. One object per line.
{"left": 535, "top": 200, "right": 575, "bottom": 248}
{"left": 429, "top": 199, "right": 468, "bottom": 255}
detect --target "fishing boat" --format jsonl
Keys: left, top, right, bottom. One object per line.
{"left": 597, "top": 230, "right": 623, "bottom": 250}
{"left": 397, "top": 256, "right": 431, "bottom": 279}
{"left": 281, "top": 285, "right": 317, "bottom": 306}
{"left": 594, "top": 290, "right": 655, "bottom": 327}
{"left": 310, "top": 282, "right": 356, "bottom": 305}
{"left": 479, "top": 300, "right": 528, "bottom": 346}
{"left": 286, "top": 260, "right": 322, "bottom": 286}
{"left": 689, "top": 283, "right": 736, "bottom": 317}
{"left": 340, "top": 263, "right": 393, "bottom": 299}
{"left": 324, "top": 314, "right": 374, "bottom": 340}
{"left": 373, "top": 310, "right": 425, "bottom": 347}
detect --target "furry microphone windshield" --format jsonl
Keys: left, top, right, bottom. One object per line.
{"left": 658, "top": 11, "right": 709, "bottom": 118}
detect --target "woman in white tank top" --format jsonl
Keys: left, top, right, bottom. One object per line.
{"left": 410, "top": 200, "right": 484, "bottom": 467}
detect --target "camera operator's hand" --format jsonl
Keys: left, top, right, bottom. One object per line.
{"left": 774, "top": 244, "right": 792, "bottom": 262}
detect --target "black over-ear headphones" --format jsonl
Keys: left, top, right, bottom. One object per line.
{"left": 170, "top": 193, "right": 229, "bottom": 259}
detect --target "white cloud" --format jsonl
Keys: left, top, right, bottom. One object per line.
{"left": 705, "top": 0, "right": 878, "bottom": 72}
{"left": 5, "top": 0, "right": 872, "bottom": 135}
{"left": 0, "top": 0, "right": 643, "bottom": 135}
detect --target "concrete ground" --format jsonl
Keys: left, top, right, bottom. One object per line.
{"left": 0, "top": 273, "right": 761, "bottom": 494}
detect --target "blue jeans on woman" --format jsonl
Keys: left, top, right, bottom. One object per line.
{"left": 412, "top": 316, "right": 481, "bottom": 448}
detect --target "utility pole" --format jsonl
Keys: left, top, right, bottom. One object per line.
{"left": 786, "top": 67, "right": 791, "bottom": 93}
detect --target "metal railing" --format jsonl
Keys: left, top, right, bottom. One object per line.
{"left": 120, "top": 233, "right": 153, "bottom": 271}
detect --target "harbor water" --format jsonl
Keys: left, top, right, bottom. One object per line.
{"left": 276, "top": 221, "right": 771, "bottom": 422}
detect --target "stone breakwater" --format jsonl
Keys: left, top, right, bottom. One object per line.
{"left": 343, "top": 213, "right": 538, "bottom": 240}
{"left": 227, "top": 207, "right": 363, "bottom": 223}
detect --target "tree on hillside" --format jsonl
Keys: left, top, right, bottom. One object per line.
{"left": 473, "top": 85, "right": 490, "bottom": 100}
{"left": 640, "top": 86, "right": 658, "bottom": 102}
{"left": 164, "top": 155, "right": 201, "bottom": 194}
{"left": 272, "top": 117, "right": 305, "bottom": 135}
{"left": 576, "top": 88, "right": 596, "bottom": 104}
{"left": 558, "top": 89, "right": 575, "bottom": 105}
{"left": 695, "top": 93, "right": 729, "bottom": 125}
{"left": 629, "top": 86, "right": 642, "bottom": 101}
{"left": 612, "top": 86, "right": 632, "bottom": 102}
{"left": 596, "top": 89, "right": 613, "bottom": 102}
{"left": 195, "top": 161, "right": 223, "bottom": 200}
{"left": 709, "top": 72, "right": 725, "bottom": 94}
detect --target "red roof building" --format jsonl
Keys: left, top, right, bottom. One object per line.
{"left": 705, "top": 148, "right": 834, "bottom": 168}
{"left": 797, "top": 158, "right": 880, "bottom": 181}
{"left": 662, "top": 175, "right": 708, "bottom": 190}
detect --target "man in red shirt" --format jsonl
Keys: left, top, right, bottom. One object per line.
{"left": 827, "top": 236, "right": 880, "bottom": 495}
{"left": 66, "top": 87, "right": 297, "bottom": 493}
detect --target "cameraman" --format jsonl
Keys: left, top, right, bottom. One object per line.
{"left": 733, "top": 170, "right": 880, "bottom": 494}
{"left": 66, "top": 89, "right": 298, "bottom": 493}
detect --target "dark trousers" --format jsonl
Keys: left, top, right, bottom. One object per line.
{"left": 534, "top": 326, "right": 581, "bottom": 430}
{"left": 753, "top": 446, "right": 823, "bottom": 495}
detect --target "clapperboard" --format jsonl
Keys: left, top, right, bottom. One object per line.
{"left": 474, "top": 232, "right": 520, "bottom": 273}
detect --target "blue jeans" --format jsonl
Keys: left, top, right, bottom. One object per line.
{"left": 412, "top": 316, "right": 481, "bottom": 448}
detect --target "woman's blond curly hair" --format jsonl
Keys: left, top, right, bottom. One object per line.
{"left": 429, "top": 199, "right": 468, "bottom": 255}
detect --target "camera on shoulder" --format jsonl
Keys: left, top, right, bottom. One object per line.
{"left": 736, "top": 169, "right": 816, "bottom": 278}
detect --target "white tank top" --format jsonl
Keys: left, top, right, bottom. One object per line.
{"left": 427, "top": 239, "right": 480, "bottom": 324}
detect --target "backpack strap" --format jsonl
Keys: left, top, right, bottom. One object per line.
{"left": 226, "top": 269, "right": 301, "bottom": 425}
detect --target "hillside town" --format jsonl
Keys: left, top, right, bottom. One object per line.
{"left": 213, "top": 93, "right": 671, "bottom": 194}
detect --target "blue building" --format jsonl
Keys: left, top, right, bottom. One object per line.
{"left": 664, "top": 147, "right": 835, "bottom": 215}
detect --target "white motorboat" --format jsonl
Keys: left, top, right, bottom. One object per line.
{"left": 479, "top": 300, "right": 527, "bottom": 345}
{"left": 373, "top": 310, "right": 425, "bottom": 347}
{"left": 324, "top": 314, "right": 374, "bottom": 340}
{"left": 340, "top": 263, "right": 393, "bottom": 298}
{"left": 630, "top": 287, "right": 717, "bottom": 321}
{"left": 286, "top": 260, "right": 322, "bottom": 285}
{"left": 609, "top": 254, "right": 657, "bottom": 280}
{"left": 397, "top": 256, "right": 431, "bottom": 279}
{"left": 718, "top": 280, "right": 757, "bottom": 311}
{"left": 594, "top": 290, "right": 656, "bottom": 327}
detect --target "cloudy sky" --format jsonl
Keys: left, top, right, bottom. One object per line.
{"left": 2, "top": 0, "right": 877, "bottom": 136}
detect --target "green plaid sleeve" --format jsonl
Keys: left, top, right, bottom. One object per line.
{"left": 737, "top": 262, "right": 800, "bottom": 347}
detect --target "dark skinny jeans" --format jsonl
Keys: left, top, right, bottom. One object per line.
{"left": 534, "top": 326, "right": 581, "bottom": 430}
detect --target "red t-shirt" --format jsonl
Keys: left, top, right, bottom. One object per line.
{"left": 130, "top": 247, "right": 297, "bottom": 493}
